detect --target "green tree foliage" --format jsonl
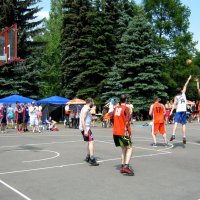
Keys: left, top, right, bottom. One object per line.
{"left": 37, "top": 0, "right": 63, "bottom": 97}
{"left": 61, "top": 0, "right": 93, "bottom": 98}
{"left": 108, "top": 13, "right": 167, "bottom": 112}
{"left": 0, "top": 0, "right": 44, "bottom": 98}
{"left": 61, "top": 0, "right": 123, "bottom": 102}
{"left": 143, "top": 0, "right": 198, "bottom": 100}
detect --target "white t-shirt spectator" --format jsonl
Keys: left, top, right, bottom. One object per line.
{"left": 29, "top": 106, "right": 38, "bottom": 118}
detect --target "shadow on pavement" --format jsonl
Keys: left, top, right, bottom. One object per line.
{"left": 172, "top": 142, "right": 185, "bottom": 149}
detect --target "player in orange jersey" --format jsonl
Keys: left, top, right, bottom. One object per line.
{"left": 111, "top": 95, "right": 134, "bottom": 176}
{"left": 149, "top": 97, "right": 168, "bottom": 147}
{"left": 195, "top": 78, "right": 200, "bottom": 123}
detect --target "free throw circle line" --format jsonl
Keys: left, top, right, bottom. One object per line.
{"left": 13, "top": 150, "right": 60, "bottom": 163}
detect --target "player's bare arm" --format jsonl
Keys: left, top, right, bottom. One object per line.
{"left": 170, "top": 97, "right": 177, "bottom": 115}
{"left": 182, "top": 75, "right": 192, "bottom": 94}
{"left": 80, "top": 108, "right": 88, "bottom": 136}
{"left": 195, "top": 78, "right": 200, "bottom": 95}
{"left": 149, "top": 104, "right": 153, "bottom": 116}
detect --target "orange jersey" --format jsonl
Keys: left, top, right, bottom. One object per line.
{"left": 153, "top": 102, "right": 165, "bottom": 123}
{"left": 104, "top": 113, "right": 110, "bottom": 120}
{"left": 198, "top": 102, "right": 200, "bottom": 111}
{"left": 113, "top": 104, "right": 131, "bottom": 136}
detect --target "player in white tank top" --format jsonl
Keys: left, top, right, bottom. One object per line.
{"left": 170, "top": 76, "right": 192, "bottom": 144}
{"left": 176, "top": 93, "right": 187, "bottom": 112}
{"left": 79, "top": 98, "right": 99, "bottom": 166}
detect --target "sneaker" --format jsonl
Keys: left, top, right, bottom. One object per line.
{"left": 152, "top": 143, "right": 157, "bottom": 147}
{"left": 170, "top": 135, "right": 175, "bottom": 141}
{"left": 122, "top": 165, "right": 134, "bottom": 176}
{"left": 120, "top": 165, "right": 126, "bottom": 173}
{"left": 183, "top": 137, "right": 186, "bottom": 144}
{"left": 89, "top": 158, "right": 99, "bottom": 166}
{"left": 164, "top": 142, "right": 171, "bottom": 147}
{"left": 84, "top": 156, "right": 90, "bottom": 163}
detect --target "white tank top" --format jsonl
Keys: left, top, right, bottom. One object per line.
{"left": 176, "top": 93, "right": 187, "bottom": 112}
{"left": 79, "top": 105, "right": 92, "bottom": 131}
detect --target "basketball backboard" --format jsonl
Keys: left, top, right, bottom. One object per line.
{"left": 0, "top": 24, "right": 18, "bottom": 67}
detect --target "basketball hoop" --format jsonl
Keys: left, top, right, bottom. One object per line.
{"left": 0, "top": 24, "right": 23, "bottom": 67}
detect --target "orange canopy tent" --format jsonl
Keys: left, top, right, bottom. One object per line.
{"left": 67, "top": 98, "right": 86, "bottom": 105}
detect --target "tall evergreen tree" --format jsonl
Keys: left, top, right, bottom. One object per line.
{"left": 61, "top": 0, "right": 123, "bottom": 102}
{"left": 74, "top": 0, "right": 122, "bottom": 102}
{"left": 107, "top": 13, "right": 167, "bottom": 112}
{"left": 61, "top": 0, "right": 93, "bottom": 98}
{"left": 102, "top": 1, "right": 138, "bottom": 101}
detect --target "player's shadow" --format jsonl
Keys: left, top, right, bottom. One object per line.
{"left": 17, "top": 145, "right": 43, "bottom": 151}
{"left": 0, "top": 145, "right": 43, "bottom": 154}
{"left": 196, "top": 141, "right": 200, "bottom": 144}
{"left": 172, "top": 142, "right": 185, "bottom": 149}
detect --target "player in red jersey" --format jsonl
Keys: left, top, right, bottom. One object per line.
{"left": 112, "top": 95, "right": 134, "bottom": 176}
{"left": 149, "top": 97, "right": 168, "bottom": 147}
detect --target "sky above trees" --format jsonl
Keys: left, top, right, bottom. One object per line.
{"left": 37, "top": 0, "right": 200, "bottom": 50}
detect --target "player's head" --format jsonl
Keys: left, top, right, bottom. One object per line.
{"left": 120, "top": 95, "right": 127, "bottom": 104}
{"left": 86, "top": 97, "right": 94, "bottom": 108}
{"left": 154, "top": 96, "right": 161, "bottom": 103}
{"left": 176, "top": 88, "right": 182, "bottom": 95}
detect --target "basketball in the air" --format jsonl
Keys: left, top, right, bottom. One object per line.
{"left": 186, "top": 59, "right": 192, "bottom": 65}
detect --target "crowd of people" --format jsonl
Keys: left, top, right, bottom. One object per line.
{"left": 0, "top": 101, "right": 43, "bottom": 133}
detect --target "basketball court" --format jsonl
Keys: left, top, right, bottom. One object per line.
{"left": 0, "top": 123, "right": 199, "bottom": 200}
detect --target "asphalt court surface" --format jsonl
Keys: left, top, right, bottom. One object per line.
{"left": 0, "top": 123, "right": 200, "bottom": 200}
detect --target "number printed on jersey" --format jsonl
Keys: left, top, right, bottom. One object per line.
{"left": 155, "top": 107, "right": 161, "bottom": 113}
{"left": 115, "top": 108, "right": 122, "bottom": 116}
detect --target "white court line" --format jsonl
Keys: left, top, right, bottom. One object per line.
{"left": 0, "top": 151, "right": 170, "bottom": 176}
{"left": 98, "top": 152, "right": 171, "bottom": 163}
{"left": 134, "top": 136, "right": 200, "bottom": 147}
{"left": 0, "top": 140, "right": 83, "bottom": 149}
{"left": 95, "top": 140, "right": 173, "bottom": 153}
{"left": 0, "top": 134, "right": 81, "bottom": 138}
{"left": 20, "top": 150, "right": 60, "bottom": 163}
{"left": 0, "top": 179, "right": 32, "bottom": 200}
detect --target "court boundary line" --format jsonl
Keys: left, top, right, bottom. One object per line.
{"left": 20, "top": 150, "right": 60, "bottom": 163}
{"left": 95, "top": 140, "right": 173, "bottom": 153}
{"left": 0, "top": 140, "right": 83, "bottom": 149}
{"left": 0, "top": 151, "right": 171, "bottom": 176}
{"left": 0, "top": 179, "right": 32, "bottom": 200}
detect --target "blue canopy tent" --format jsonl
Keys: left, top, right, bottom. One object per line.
{"left": 0, "top": 95, "right": 36, "bottom": 104}
{"left": 37, "top": 96, "right": 70, "bottom": 122}
{"left": 37, "top": 96, "right": 69, "bottom": 105}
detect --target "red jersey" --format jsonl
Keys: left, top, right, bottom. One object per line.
{"left": 113, "top": 104, "right": 131, "bottom": 136}
{"left": 153, "top": 102, "right": 165, "bottom": 123}
{"left": 198, "top": 102, "right": 200, "bottom": 111}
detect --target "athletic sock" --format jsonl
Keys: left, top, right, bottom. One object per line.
{"left": 90, "top": 155, "right": 94, "bottom": 160}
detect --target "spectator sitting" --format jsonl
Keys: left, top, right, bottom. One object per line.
{"left": 46, "top": 116, "right": 58, "bottom": 131}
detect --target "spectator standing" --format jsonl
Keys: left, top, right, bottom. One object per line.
{"left": 15, "top": 101, "right": 24, "bottom": 133}
{"left": 7, "top": 104, "right": 14, "bottom": 129}
{"left": 29, "top": 102, "right": 40, "bottom": 133}
{"left": 1, "top": 104, "right": 7, "bottom": 133}
{"left": 23, "top": 103, "right": 30, "bottom": 132}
